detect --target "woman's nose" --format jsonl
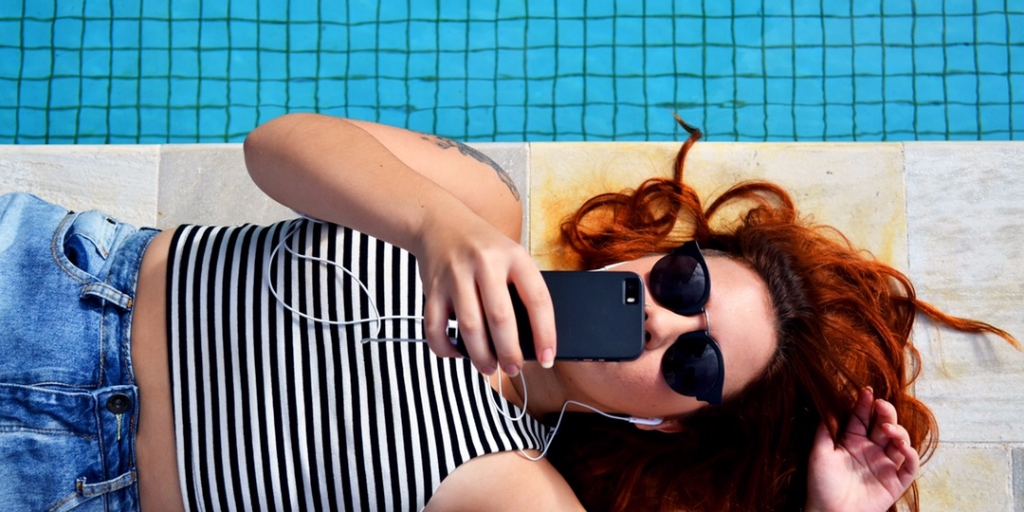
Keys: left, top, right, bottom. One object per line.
{"left": 643, "top": 302, "right": 705, "bottom": 350}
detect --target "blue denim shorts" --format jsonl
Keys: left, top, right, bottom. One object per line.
{"left": 0, "top": 193, "right": 158, "bottom": 512}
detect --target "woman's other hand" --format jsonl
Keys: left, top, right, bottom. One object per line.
{"left": 805, "top": 387, "right": 921, "bottom": 512}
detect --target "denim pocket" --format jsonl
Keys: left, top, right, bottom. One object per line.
{"left": 57, "top": 210, "right": 118, "bottom": 283}
{"left": 0, "top": 206, "right": 106, "bottom": 389}
{"left": 0, "top": 384, "right": 103, "bottom": 512}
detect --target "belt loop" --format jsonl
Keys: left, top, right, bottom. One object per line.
{"left": 80, "top": 282, "right": 133, "bottom": 309}
{"left": 75, "top": 469, "right": 137, "bottom": 498}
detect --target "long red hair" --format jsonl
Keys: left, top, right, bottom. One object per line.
{"left": 547, "top": 118, "right": 1019, "bottom": 512}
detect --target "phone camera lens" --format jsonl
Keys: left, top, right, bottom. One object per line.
{"left": 624, "top": 277, "right": 641, "bottom": 304}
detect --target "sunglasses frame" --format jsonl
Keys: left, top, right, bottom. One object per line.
{"left": 650, "top": 241, "right": 725, "bottom": 405}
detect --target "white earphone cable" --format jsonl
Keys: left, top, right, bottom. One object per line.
{"left": 267, "top": 217, "right": 659, "bottom": 461}
{"left": 266, "top": 219, "right": 421, "bottom": 337}
{"left": 492, "top": 368, "right": 661, "bottom": 461}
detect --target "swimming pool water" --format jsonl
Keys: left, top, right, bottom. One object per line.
{"left": 1, "top": 0, "right": 1021, "bottom": 143}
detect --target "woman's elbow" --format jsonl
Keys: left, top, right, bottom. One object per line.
{"left": 243, "top": 113, "right": 311, "bottom": 190}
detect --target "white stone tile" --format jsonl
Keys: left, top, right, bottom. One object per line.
{"left": 917, "top": 443, "right": 1013, "bottom": 512}
{"left": 470, "top": 142, "right": 529, "bottom": 247}
{"left": 157, "top": 144, "right": 294, "bottom": 228}
{"left": 905, "top": 142, "right": 1024, "bottom": 443}
{"left": 1014, "top": 448, "right": 1024, "bottom": 512}
{"left": 0, "top": 145, "right": 160, "bottom": 226}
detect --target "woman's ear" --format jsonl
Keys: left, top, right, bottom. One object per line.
{"left": 634, "top": 418, "right": 683, "bottom": 434}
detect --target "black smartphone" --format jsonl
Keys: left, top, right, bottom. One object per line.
{"left": 453, "top": 271, "right": 645, "bottom": 361}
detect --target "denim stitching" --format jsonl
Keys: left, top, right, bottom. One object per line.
{"left": 19, "top": 380, "right": 95, "bottom": 390}
{"left": 0, "top": 425, "right": 96, "bottom": 439}
{"left": 118, "top": 229, "right": 156, "bottom": 388}
{"left": 44, "top": 489, "right": 81, "bottom": 512}
{"left": 50, "top": 212, "right": 94, "bottom": 285}
{"left": 98, "top": 296, "right": 107, "bottom": 388}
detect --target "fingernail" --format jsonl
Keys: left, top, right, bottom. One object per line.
{"left": 540, "top": 348, "right": 555, "bottom": 369}
{"left": 481, "top": 365, "right": 496, "bottom": 376}
{"left": 504, "top": 364, "right": 520, "bottom": 377}
{"left": 866, "top": 386, "right": 874, "bottom": 394}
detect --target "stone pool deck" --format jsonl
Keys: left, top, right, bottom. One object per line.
{"left": 2, "top": 141, "right": 1022, "bottom": 511}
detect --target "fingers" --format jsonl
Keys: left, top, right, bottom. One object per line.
{"left": 507, "top": 261, "right": 556, "bottom": 369}
{"left": 872, "top": 399, "right": 920, "bottom": 486}
{"left": 423, "top": 252, "right": 556, "bottom": 377}
{"left": 477, "top": 272, "right": 523, "bottom": 376}
{"left": 423, "top": 293, "right": 465, "bottom": 359}
{"left": 880, "top": 423, "right": 907, "bottom": 468}
{"left": 894, "top": 430, "right": 921, "bottom": 487}
{"left": 847, "top": 386, "right": 874, "bottom": 437}
{"left": 424, "top": 282, "right": 505, "bottom": 375}
{"left": 438, "top": 278, "right": 506, "bottom": 375}
{"left": 469, "top": 255, "right": 557, "bottom": 375}
{"left": 870, "top": 396, "right": 899, "bottom": 447}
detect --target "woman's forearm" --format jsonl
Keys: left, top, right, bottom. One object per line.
{"left": 243, "top": 113, "right": 511, "bottom": 256}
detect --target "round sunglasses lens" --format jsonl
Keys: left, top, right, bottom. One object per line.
{"left": 662, "top": 337, "right": 719, "bottom": 396}
{"left": 650, "top": 254, "right": 706, "bottom": 313}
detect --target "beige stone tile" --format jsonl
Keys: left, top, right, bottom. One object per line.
{"left": 157, "top": 144, "right": 294, "bottom": 229}
{"left": 156, "top": 142, "right": 529, "bottom": 238}
{"left": 471, "top": 143, "right": 530, "bottom": 247}
{"left": 529, "top": 142, "right": 906, "bottom": 270}
{"left": 917, "top": 443, "right": 1013, "bottom": 512}
{"left": 0, "top": 145, "right": 160, "bottom": 226}
{"left": 528, "top": 141, "right": 679, "bottom": 270}
{"left": 905, "top": 142, "right": 1024, "bottom": 443}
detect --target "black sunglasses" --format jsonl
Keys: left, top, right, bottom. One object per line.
{"left": 648, "top": 241, "right": 724, "bottom": 405}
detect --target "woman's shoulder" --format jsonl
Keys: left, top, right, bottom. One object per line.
{"left": 425, "top": 450, "right": 586, "bottom": 512}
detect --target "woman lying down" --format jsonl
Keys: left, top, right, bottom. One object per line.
{"left": 0, "top": 113, "right": 1016, "bottom": 512}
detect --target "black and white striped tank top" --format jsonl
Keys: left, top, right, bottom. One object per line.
{"left": 167, "top": 219, "right": 550, "bottom": 511}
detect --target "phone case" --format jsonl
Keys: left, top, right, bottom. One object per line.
{"left": 454, "top": 270, "right": 645, "bottom": 361}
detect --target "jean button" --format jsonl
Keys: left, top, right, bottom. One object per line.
{"left": 105, "top": 393, "right": 132, "bottom": 414}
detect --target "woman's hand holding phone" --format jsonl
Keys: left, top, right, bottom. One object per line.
{"left": 243, "top": 113, "right": 552, "bottom": 374}
{"left": 416, "top": 209, "right": 556, "bottom": 376}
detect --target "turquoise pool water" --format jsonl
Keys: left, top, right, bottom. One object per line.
{"left": 1, "top": 0, "right": 1021, "bottom": 143}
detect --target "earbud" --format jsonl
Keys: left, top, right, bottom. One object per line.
{"left": 627, "top": 416, "right": 664, "bottom": 426}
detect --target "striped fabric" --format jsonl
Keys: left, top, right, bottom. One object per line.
{"left": 167, "top": 219, "right": 549, "bottom": 511}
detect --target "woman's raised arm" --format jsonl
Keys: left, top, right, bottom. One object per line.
{"left": 243, "top": 113, "right": 556, "bottom": 375}
{"left": 245, "top": 113, "right": 520, "bottom": 244}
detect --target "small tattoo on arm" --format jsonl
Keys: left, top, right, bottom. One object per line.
{"left": 421, "top": 135, "right": 521, "bottom": 201}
